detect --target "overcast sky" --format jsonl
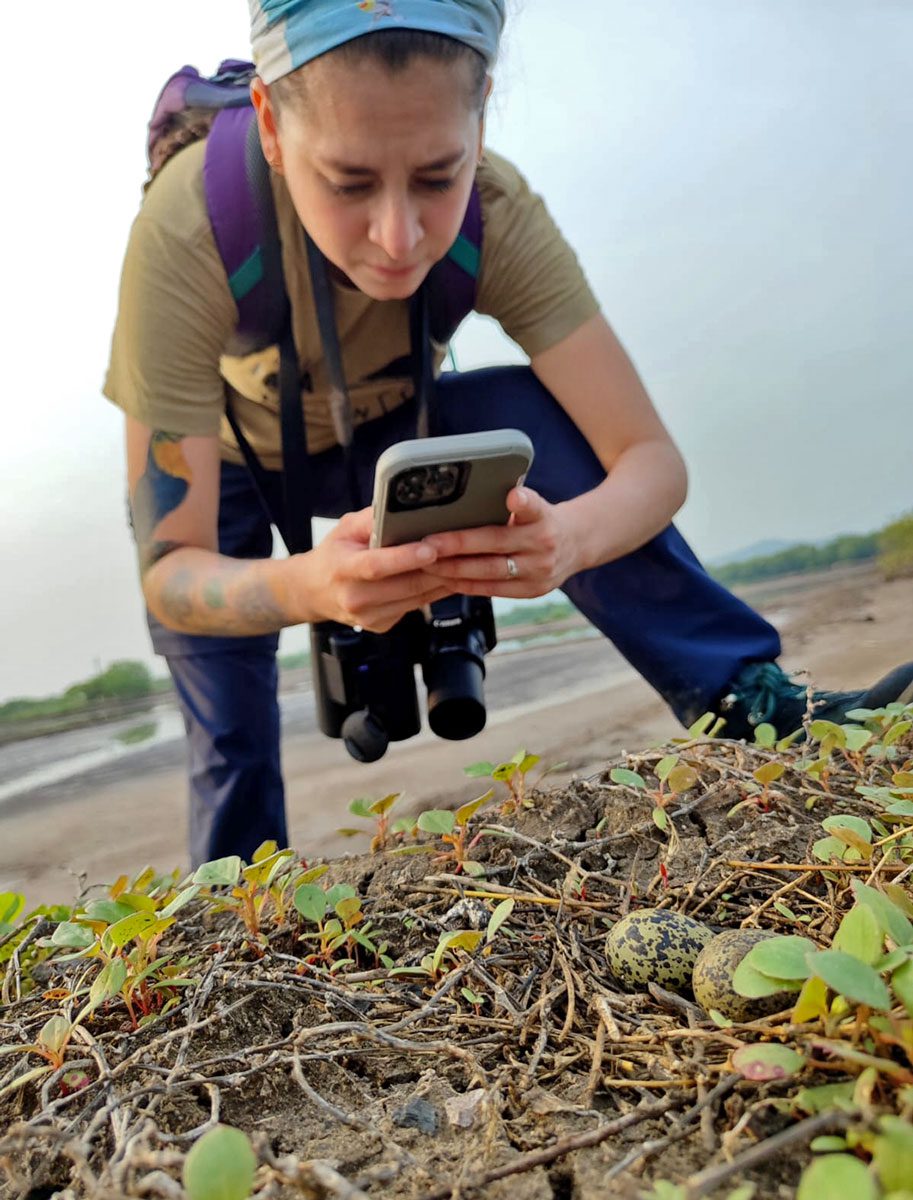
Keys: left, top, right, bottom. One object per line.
{"left": 2, "top": 0, "right": 909, "bottom": 701}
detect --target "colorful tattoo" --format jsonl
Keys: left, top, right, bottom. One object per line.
{"left": 159, "top": 567, "right": 195, "bottom": 626}
{"left": 131, "top": 432, "right": 192, "bottom": 574}
{"left": 203, "top": 579, "right": 226, "bottom": 610}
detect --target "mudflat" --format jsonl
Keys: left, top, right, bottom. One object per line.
{"left": 1, "top": 563, "right": 909, "bottom": 905}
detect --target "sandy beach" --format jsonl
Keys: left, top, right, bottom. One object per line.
{"left": 1, "top": 562, "right": 909, "bottom": 906}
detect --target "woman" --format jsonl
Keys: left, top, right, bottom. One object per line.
{"left": 105, "top": 0, "right": 912, "bottom": 865}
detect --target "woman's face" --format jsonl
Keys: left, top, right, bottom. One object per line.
{"left": 254, "top": 54, "right": 486, "bottom": 301}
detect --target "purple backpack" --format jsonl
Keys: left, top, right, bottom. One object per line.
{"left": 148, "top": 60, "right": 483, "bottom": 352}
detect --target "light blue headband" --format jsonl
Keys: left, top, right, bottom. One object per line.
{"left": 249, "top": 0, "right": 505, "bottom": 84}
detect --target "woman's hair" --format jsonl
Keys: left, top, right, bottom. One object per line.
{"left": 271, "top": 28, "right": 489, "bottom": 119}
{"left": 145, "top": 108, "right": 219, "bottom": 192}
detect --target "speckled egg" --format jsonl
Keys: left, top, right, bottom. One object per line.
{"left": 692, "top": 929, "right": 792, "bottom": 1022}
{"left": 604, "top": 908, "right": 714, "bottom": 993}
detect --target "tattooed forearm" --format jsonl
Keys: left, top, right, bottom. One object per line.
{"left": 159, "top": 566, "right": 195, "bottom": 627}
{"left": 152, "top": 553, "right": 288, "bottom": 636}
{"left": 130, "top": 432, "right": 193, "bottom": 576}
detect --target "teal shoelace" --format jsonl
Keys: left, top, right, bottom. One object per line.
{"left": 724, "top": 662, "right": 807, "bottom": 727}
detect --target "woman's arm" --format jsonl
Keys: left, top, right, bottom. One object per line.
{"left": 421, "top": 313, "right": 687, "bottom": 597}
{"left": 126, "top": 417, "right": 449, "bottom": 635}
{"left": 530, "top": 312, "right": 688, "bottom": 571}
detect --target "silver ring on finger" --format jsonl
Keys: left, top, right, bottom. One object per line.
{"left": 506, "top": 556, "right": 519, "bottom": 580}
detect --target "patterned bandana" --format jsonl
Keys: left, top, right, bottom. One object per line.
{"left": 249, "top": 0, "right": 505, "bottom": 84}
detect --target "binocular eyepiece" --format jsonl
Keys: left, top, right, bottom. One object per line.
{"left": 310, "top": 596, "right": 497, "bottom": 762}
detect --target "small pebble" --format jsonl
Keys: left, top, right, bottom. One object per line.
{"left": 392, "top": 1097, "right": 439, "bottom": 1135}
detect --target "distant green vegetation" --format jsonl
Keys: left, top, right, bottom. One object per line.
{"left": 712, "top": 532, "right": 879, "bottom": 587}
{"left": 498, "top": 600, "right": 575, "bottom": 627}
{"left": 278, "top": 650, "right": 310, "bottom": 671}
{"left": 879, "top": 513, "right": 913, "bottom": 580}
{"left": 0, "top": 660, "right": 159, "bottom": 726}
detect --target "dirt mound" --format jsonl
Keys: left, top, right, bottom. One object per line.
{"left": 2, "top": 707, "right": 912, "bottom": 1199}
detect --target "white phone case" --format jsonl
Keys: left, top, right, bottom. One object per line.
{"left": 371, "top": 429, "right": 534, "bottom": 547}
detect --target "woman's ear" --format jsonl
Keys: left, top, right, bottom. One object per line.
{"left": 250, "top": 77, "right": 284, "bottom": 174}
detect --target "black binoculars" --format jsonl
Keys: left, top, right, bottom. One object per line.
{"left": 310, "top": 595, "right": 497, "bottom": 762}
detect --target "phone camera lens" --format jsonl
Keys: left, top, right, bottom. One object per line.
{"left": 425, "top": 462, "right": 459, "bottom": 501}
{"left": 395, "top": 467, "right": 429, "bottom": 507}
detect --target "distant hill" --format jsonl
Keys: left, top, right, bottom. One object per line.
{"left": 708, "top": 538, "right": 797, "bottom": 567}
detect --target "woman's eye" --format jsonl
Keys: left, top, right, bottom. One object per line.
{"left": 420, "top": 178, "right": 455, "bottom": 194}
{"left": 329, "top": 181, "right": 371, "bottom": 197}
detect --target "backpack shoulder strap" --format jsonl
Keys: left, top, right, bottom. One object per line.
{"left": 428, "top": 182, "right": 483, "bottom": 343}
{"left": 203, "top": 106, "right": 290, "bottom": 353}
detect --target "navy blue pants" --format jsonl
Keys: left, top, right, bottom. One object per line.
{"left": 149, "top": 367, "right": 780, "bottom": 865}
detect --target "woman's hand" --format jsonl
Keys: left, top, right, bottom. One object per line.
{"left": 287, "top": 506, "right": 453, "bottom": 632}
{"left": 419, "top": 486, "right": 580, "bottom": 598}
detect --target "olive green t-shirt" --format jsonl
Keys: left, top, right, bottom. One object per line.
{"left": 104, "top": 140, "right": 600, "bottom": 468}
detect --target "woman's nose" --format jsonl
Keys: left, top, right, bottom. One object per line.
{"left": 368, "top": 193, "right": 422, "bottom": 262}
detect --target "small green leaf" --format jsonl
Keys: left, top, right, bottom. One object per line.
{"left": 461, "top": 987, "right": 486, "bottom": 1006}
{"left": 183, "top": 1125, "right": 257, "bottom": 1200}
{"left": 652, "top": 805, "right": 669, "bottom": 832}
{"left": 687, "top": 712, "right": 718, "bottom": 738}
{"left": 491, "top": 762, "right": 518, "bottom": 783}
{"left": 0, "top": 892, "right": 25, "bottom": 927}
{"left": 667, "top": 765, "right": 699, "bottom": 793}
{"left": 334, "top": 896, "right": 362, "bottom": 925}
{"left": 432, "top": 929, "right": 484, "bottom": 974}
{"left": 731, "top": 1042, "right": 804, "bottom": 1081}
{"left": 369, "top": 793, "right": 400, "bottom": 816}
{"left": 464, "top": 761, "right": 495, "bottom": 778}
{"left": 844, "top": 727, "right": 873, "bottom": 752}
{"left": 324, "top": 884, "right": 357, "bottom": 909}
{"left": 79, "top": 902, "right": 131, "bottom": 926}
{"left": 813, "top": 835, "right": 859, "bottom": 865}
{"left": 455, "top": 791, "right": 493, "bottom": 826}
{"left": 753, "top": 723, "right": 777, "bottom": 748}
{"left": 732, "top": 957, "right": 797, "bottom": 999}
{"left": 851, "top": 879, "right": 913, "bottom": 947}
{"left": 754, "top": 761, "right": 786, "bottom": 786}
{"left": 609, "top": 768, "right": 646, "bottom": 789}
{"left": 796, "top": 1154, "right": 877, "bottom": 1200}
{"left": 794, "top": 1081, "right": 858, "bottom": 1115}
{"left": 106, "top": 911, "right": 157, "bottom": 949}
{"left": 462, "top": 860, "right": 487, "bottom": 877}
{"left": 159, "top": 886, "right": 201, "bottom": 919}
{"left": 809, "top": 720, "right": 847, "bottom": 747}
{"left": 809, "top": 1137, "right": 848, "bottom": 1153}
{"left": 873, "top": 1116, "right": 913, "bottom": 1193}
{"left": 348, "top": 797, "right": 372, "bottom": 818}
{"left": 296, "top": 865, "right": 329, "bottom": 885}
{"left": 833, "top": 905, "right": 883, "bottom": 965}
{"left": 193, "top": 857, "right": 242, "bottom": 888}
{"left": 51, "top": 921, "right": 95, "bottom": 949}
{"left": 37, "top": 1015, "right": 72, "bottom": 1056}
{"left": 893, "top": 960, "right": 913, "bottom": 1018}
{"left": 486, "top": 899, "right": 514, "bottom": 944}
{"left": 885, "top": 800, "right": 913, "bottom": 818}
{"left": 417, "top": 809, "right": 456, "bottom": 835}
{"left": 747, "top": 936, "right": 817, "bottom": 981}
{"left": 655, "top": 754, "right": 679, "bottom": 781}
{"left": 807, "top": 949, "right": 892, "bottom": 1010}
{"left": 293, "top": 884, "right": 327, "bottom": 925}
{"left": 821, "top": 815, "right": 872, "bottom": 842}
{"left": 82, "top": 959, "right": 128, "bottom": 1017}
{"left": 885, "top": 720, "right": 913, "bottom": 746}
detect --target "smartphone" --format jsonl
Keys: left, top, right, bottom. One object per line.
{"left": 371, "top": 429, "right": 535, "bottom": 548}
